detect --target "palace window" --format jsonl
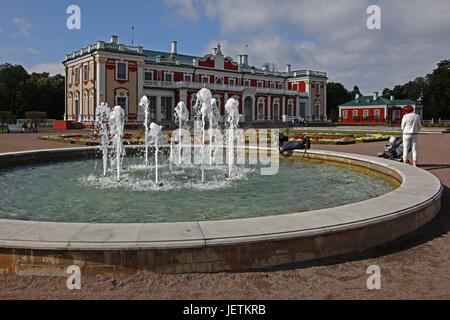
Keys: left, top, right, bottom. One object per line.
{"left": 287, "top": 100, "right": 294, "bottom": 117}
{"left": 353, "top": 110, "right": 359, "bottom": 118}
{"left": 374, "top": 109, "right": 381, "bottom": 120}
{"left": 83, "top": 64, "right": 89, "bottom": 81}
{"left": 161, "top": 97, "right": 173, "bottom": 121}
{"left": 270, "top": 82, "right": 276, "bottom": 89}
{"left": 145, "top": 71, "right": 153, "bottom": 81}
{"left": 74, "top": 67, "right": 79, "bottom": 83}
{"left": 228, "top": 78, "right": 236, "bottom": 86}
{"left": 116, "top": 62, "right": 128, "bottom": 80}
{"left": 363, "top": 110, "right": 369, "bottom": 118}
{"left": 278, "top": 83, "right": 283, "bottom": 89}
{"left": 343, "top": 110, "right": 348, "bottom": 119}
{"left": 257, "top": 81, "right": 264, "bottom": 88}
{"left": 315, "top": 83, "right": 321, "bottom": 95}
{"left": 117, "top": 97, "right": 127, "bottom": 112}
{"left": 184, "top": 74, "right": 192, "bottom": 82}
{"left": 244, "top": 79, "right": 250, "bottom": 87}
{"left": 258, "top": 101, "right": 265, "bottom": 120}
{"left": 202, "top": 76, "right": 209, "bottom": 84}
{"left": 215, "top": 77, "right": 223, "bottom": 84}
{"left": 164, "top": 73, "right": 173, "bottom": 83}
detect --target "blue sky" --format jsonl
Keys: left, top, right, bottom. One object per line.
{"left": 1, "top": 0, "right": 450, "bottom": 93}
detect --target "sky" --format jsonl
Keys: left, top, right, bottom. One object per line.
{"left": 0, "top": 0, "right": 450, "bottom": 93}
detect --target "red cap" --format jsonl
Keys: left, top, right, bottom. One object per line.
{"left": 403, "top": 105, "right": 414, "bottom": 114}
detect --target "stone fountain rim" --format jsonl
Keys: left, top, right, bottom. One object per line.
{"left": 0, "top": 147, "right": 443, "bottom": 251}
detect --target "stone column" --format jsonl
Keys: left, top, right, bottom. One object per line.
{"left": 324, "top": 82, "right": 328, "bottom": 120}
{"left": 267, "top": 96, "right": 271, "bottom": 121}
{"left": 96, "top": 57, "right": 106, "bottom": 107}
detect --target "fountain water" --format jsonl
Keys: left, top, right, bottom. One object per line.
{"left": 174, "top": 101, "right": 190, "bottom": 165}
{"left": 139, "top": 96, "right": 151, "bottom": 166}
{"left": 209, "top": 98, "right": 221, "bottom": 165}
{"left": 96, "top": 102, "right": 110, "bottom": 177}
{"left": 109, "top": 105, "right": 125, "bottom": 182}
{"left": 225, "top": 98, "right": 240, "bottom": 178}
{"left": 193, "top": 88, "right": 213, "bottom": 182}
{"left": 149, "top": 122, "right": 163, "bottom": 185}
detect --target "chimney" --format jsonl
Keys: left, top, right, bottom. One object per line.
{"left": 286, "top": 64, "right": 291, "bottom": 73}
{"left": 373, "top": 92, "right": 379, "bottom": 100}
{"left": 238, "top": 54, "right": 249, "bottom": 66}
{"left": 390, "top": 95, "right": 395, "bottom": 101}
{"left": 111, "top": 35, "right": 118, "bottom": 44}
{"left": 171, "top": 41, "right": 178, "bottom": 55}
{"left": 356, "top": 93, "right": 361, "bottom": 100}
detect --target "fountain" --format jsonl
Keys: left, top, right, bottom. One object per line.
{"left": 109, "top": 105, "right": 125, "bottom": 182}
{"left": 149, "top": 122, "right": 163, "bottom": 186}
{"left": 174, "top": 101, "right": 190, "bottom": 165}
{"left": 225, "top": 98, "right": 240, "bottom": 178}
{"left": 95, "top": 102, "right": 110, "bottom": 177}
{"left": 193, "top": 88, "right": 213, "bottom": 183}
{"left": 139, "top": 96, "right": 151, "bottom": 166}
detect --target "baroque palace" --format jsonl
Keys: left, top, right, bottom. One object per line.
{"left": 63, "top": 35, "right": 328, "bottom": 125}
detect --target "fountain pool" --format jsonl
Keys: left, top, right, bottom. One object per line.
{"left": 0, "top": 156, "right": 396, "bottom": 223}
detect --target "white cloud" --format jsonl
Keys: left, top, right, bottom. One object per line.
{"left": 13, "top": 17, "right": 33, "bottom": 37}
{"left": 164, "top": 0, "right": 199, "bottom": 22}
{"left": 28, "top": 62, "right": 64, "bottom": 76}
{"left": 193, "top": 0, "right": 450, "bottom": 93}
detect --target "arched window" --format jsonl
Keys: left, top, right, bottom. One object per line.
{"left": 287, "top": 99, "right": 294, "bottom": 117}
{"left": 315, "top": 101, "right": 321, "bottom": 118}
{"left": 257, "top": 98, "right": 265, "bottom": 120}
{"left": 272, "top": 98, "right": 280, "bottom": 121}
{"left": 115, "top": 89, "right": 129, "bottom": 116}
{"left": 215, "top": 77, "right": 223, "bottom": 85}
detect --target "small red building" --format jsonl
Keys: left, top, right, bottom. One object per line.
{"left": 338, "top": 93, "right": 422, "bottom": 125}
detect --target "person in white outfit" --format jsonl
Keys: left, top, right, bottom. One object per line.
{"left": 401, "top": 105, "right": 422, "bottom": 167}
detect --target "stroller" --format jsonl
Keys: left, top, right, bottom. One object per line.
{"left": 378, "top": 136, "right": 410, "bottom": 162}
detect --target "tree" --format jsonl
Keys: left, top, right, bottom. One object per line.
{"left": 427, "top": 60, "right": 450, "bottom": 119}
{"left": 326, "top": 82, "right": 352, "bottom": 121}
{"left": 0, "top": 64, "right": 29, "bottom": 115}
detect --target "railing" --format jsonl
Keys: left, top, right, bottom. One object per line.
{"left": 144, "top": 81, "right": 307, "bottom": 96}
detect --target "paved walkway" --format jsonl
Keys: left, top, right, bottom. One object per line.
{"left": 0, "top": 130, "right": 449, "bottom": 299}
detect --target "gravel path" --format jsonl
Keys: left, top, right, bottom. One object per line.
{"left": 0, "top": 131, "right": 449, "bottom": 300}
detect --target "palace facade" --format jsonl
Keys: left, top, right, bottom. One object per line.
{"left": 63, "top": 36, "right": 328, "bottom": 125}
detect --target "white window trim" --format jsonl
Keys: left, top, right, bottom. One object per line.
{"left": 363, "top": 110, "right": 369, "bottom": 118}
{"left": 374, "top": 109, "right": 381, "bottom": 119}
{"left": 116, "top": 61, "right": 128, "bottom": 81}
{"left": 164, "top": 72, "right": 174, "bottom": 83}
{"left": 83, "top": 64, "right": 89, "bottom": 82}
{"left": 74, "top": 66, "right": 80, "bottom": 83}
{"left": 353, "top": 110, "right": 359, "bottom": 117}
{"left": 184, "top": 73, "right": 192, "bottom": 82}
{"left": 228, "top": 78, "right": 236, "bottom": 86}
{"left": 202, "top": 76, "right": 210, "bottom": 84}
{"left": 243, "top": 79, "right": 250, "bottom": 87}
{"left": 257, "top": 81, "right": 264, "bottom": 88}
{"left": 343, "top": 110, "right": 348, "bottom": 119}
{"left": 144, "top": 70, "right": 153, "bottom": 81}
